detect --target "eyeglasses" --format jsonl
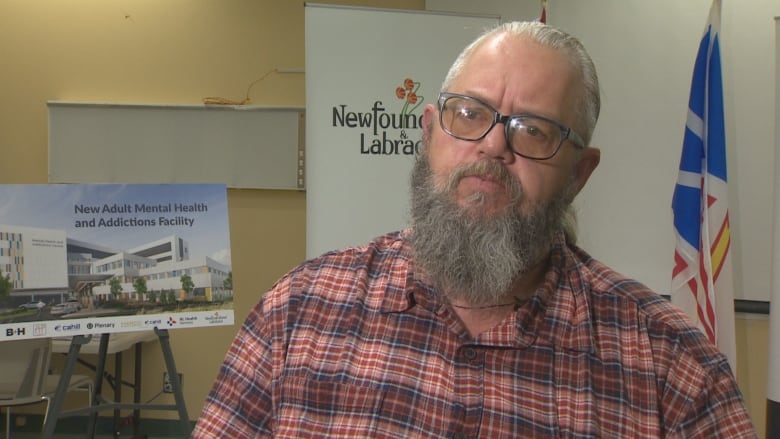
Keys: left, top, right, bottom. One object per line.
{"left": 437, "top": 92, "right": 585, "bottom": 160}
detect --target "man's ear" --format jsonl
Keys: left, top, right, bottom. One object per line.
{"left": 571, "top": 146, "right": 600, "bottom": 195}
{"left": 422, "top": 103, "right": 437, "bottom": 129}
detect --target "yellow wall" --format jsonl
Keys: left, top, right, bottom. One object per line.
{"left": 0, "top": 1, "right": 768, "bottom": 436}
{"left": 0, "top": 0, "right": 424, "bottom": 427}
{"left": 736, "top": 316, "right": 769, "bottom": 438}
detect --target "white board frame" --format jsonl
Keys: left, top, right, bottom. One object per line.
{"left": 48, "top": 102, "right": 305, "bottom": 190}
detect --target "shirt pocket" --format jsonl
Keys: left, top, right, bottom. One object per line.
{"left": 275, "top": 377, "right": 384, "bottom": 438}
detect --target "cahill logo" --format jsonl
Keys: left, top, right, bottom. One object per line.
{"left": 54, "top": 323, "right": 81, "bottom": 332}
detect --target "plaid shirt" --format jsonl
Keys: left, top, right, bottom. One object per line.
{"left": 193, "top": 230, "right": 756, "bottom": 438}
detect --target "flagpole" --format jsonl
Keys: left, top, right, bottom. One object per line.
{"left": 766, "top": 17, "right": 780, "bottom": 439}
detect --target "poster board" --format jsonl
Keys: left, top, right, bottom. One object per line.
{"left": 48, "top": 102, "right": 305, "bottom": 190}
{"left": 305, "top": 4, "right": 499, "bottom": 258}
{"left": 0, "top": 184, "right": 234, "bottom": 341}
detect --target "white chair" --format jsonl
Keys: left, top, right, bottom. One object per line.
{"left": 0, "top": 338, "right": 93, "bottom": 438}
{"left": 42, "top": 372, "right": 93, "bottom": 427}
{"left": 0, "top": 338, "right": 50, "bottom": 438}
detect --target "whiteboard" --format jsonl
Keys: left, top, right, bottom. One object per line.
{"left": 48, "top": 102, "right": 305, "bottom": 190}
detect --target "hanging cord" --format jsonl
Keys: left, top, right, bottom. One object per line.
{"left": 202, "top": 68, "right": 277, "bottom": 106}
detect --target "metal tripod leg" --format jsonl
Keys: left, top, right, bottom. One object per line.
{"left": 42, "top": 334, "right": 93, "bottom": 438}
{"left": 155, "top": 328, "right": 191, "bottom": 437}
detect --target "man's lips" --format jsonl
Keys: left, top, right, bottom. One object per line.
{"left": 460, "top": 174, "right": 505, "bottom": 191}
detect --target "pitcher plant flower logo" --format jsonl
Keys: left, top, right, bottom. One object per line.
{"left": 395, "top": 78, "right": 424, "bottom": 129}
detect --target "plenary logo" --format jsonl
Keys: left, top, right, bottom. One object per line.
{"left": 332, "top": 77, "right": 424, "bottom": 156}
{"left": 54, "top": 323, "right": 82, "bottom": 332}
{"left": 205, "top": 311, "right": 229, "bottom": 325}
{"left": 86, "top": 322, "right": 116, "bottom": 330}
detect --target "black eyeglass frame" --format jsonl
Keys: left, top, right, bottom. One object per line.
{"left": 437, "top": 92, "right": 586, "bottom": 160}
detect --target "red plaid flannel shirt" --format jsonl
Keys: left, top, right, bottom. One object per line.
{"left": 193, "top": 230, "right": 756, "bottom": 438}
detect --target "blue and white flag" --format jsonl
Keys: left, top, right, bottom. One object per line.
{"left": 671, "top": 0, "right": 737, "bottom": 371}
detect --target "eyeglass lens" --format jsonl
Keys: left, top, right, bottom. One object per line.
{"left": 440, "top": 94, "right": 566, "bottom": 159}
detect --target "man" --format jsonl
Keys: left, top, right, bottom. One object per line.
{"left": 193, "top": 21, "right": 756, "bottom": 438}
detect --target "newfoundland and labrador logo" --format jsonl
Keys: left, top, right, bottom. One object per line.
{"left": 332, "top": 78, "right": 425, "bottom": 156}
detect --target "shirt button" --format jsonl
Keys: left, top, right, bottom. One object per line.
{"left": 462, "top": 347, "right": 477, "bottom": 360}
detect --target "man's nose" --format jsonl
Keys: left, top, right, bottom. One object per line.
{"left": 477, "top": 122, "right": 516, "bottom": 163}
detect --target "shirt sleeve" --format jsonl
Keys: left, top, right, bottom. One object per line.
{"left": 659, "top": 331, "right": 757, "bottom": 438}
{"left": 191, "top": 290, "right": 278, "bottom": 438}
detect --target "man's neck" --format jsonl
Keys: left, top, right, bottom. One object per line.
{"left": 448, "top": 257, "right": 548, "bottom": 337}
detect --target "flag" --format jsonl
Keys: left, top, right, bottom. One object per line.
{"left": 671, "top": 0, "right": 737, "bottom": 371}
{"left": 539, "top": 0, "right": 547, "bottom": 24}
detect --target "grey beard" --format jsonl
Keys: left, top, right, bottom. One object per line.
{"left": 409, "top": 154, "right": 573, "bottom": 307}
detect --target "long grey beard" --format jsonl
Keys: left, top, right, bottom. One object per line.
{"left": 409, "top": 155, "right": 572, "bottom": 307}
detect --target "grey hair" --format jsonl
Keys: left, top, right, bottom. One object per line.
{"left": 561, "top": 204, "right": 578, "bottom": 244}
{"left": 440, "top": 21, "right": 601, "bottom": 146}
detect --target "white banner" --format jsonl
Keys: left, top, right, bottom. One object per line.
{"left": 305, "top": 4, "right": 499, "bottom": 258}
{"left": 767, "top": 15, "right": 780, "bottom": 424}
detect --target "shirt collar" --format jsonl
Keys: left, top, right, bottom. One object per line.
{"left": 514, "top": 233, "right": 595, "bottom": 353}
{"left": 383, "top": 230, "right": 595, "bottom": 354}
{"left": 379, "top": 229, "right": 424, "bottom": 313}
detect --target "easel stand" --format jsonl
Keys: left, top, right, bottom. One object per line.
{"left": 42, "top": 328, "right": 191, "bottom": 438}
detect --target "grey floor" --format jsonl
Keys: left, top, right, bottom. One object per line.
{"left": 4, "top": 427, "right": 181, "bottom": 439}
{"left": 9, "top": 435, "right": 157, "bottom": 439}
{"left": 2, "top": 413, "right": 189, "bottom": 438}
{"left": 2, "top": 410, "right": 188, "bottom": 438}
{"left": 8, "top": 435, "right": 173, "bottom": 439}
{"left": 3, "top": 424, "right": 182, "bottom": 439}
{"left": 5, "top": 427, "right": 179, "bottom": 439}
